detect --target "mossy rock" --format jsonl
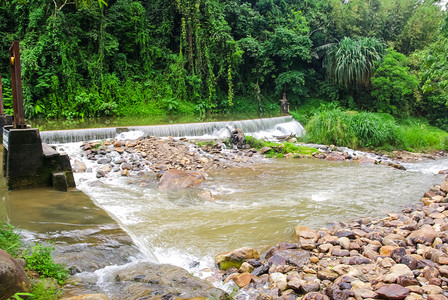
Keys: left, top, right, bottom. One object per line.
{"left": 215, "top": 247, "right": 260, "bottom": 271}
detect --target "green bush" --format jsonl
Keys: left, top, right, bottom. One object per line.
{"left": 25, "top": 243, "right": 68, "bottom": 285}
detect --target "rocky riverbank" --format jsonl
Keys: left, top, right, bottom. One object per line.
{"left": 211, "top": 176, "right": 448, "bottom": 300}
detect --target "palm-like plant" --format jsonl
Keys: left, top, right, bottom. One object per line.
{"left": 324, "top": 37, "right": 386, "bottom": 88}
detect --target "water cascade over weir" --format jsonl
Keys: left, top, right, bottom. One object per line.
{"left": 40, "top": 116, "right": 305, "bottom": 144}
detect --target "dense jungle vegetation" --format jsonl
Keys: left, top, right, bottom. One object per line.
{"left": 0, "top": 0, "right": 447, "bottom": 133}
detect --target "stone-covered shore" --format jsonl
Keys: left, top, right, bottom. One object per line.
{"left": 213, "top": 177, "right": 448, "bottom": 300}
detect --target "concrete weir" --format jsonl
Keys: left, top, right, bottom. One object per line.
{"left": 2, "top": 125, "right": 75, "bottom": 191}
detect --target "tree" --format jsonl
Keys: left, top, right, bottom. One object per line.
{"left": 323, "top": 37, "right": 386, "bottom": 88}
{"left": 416, "top": 13, "right": 448, "bottom": 129}
{"left": 395, "top": 3, "right": 442, "bottom": 54}
{"left": 371, "top": 48, "right": 418, "bottom": 116}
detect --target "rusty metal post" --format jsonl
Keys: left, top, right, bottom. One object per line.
{"left": 0, "top": 75, "right": 4, "bottom": 115}
{"left": 9, "top": 41, "right": 26, "bottom": 129}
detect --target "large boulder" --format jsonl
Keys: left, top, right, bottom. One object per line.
{"left": 215, "top": 247, "right": 260, "bottom": 270}
{"left": 0, "top": 249, "right": 31, "bottom": 300}
{"left": 158, "top": 169, "right": 205, "bottom": 190}
{"left": 109, "top": 261, "right": 226, "bottom": 299}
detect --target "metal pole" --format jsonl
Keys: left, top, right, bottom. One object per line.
{"left": 9, "top": 41, "right": 26, "bottom": 129}
{"left": 0, "top": 75, "right": 4, "bottom": 115}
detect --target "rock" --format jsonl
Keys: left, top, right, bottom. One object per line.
{"left": 251, "top": 263, "right": 270, "bottom": 276}
{"left": 73, "top": 161, "right": 87, "bottom": 173}
{"left": 215, "top": 247, "right": 260, "bottom": 270}
{"left": 310, "top": 256, "right": 319, "bottom": 263}
{"left": 325, "top": 152, "right": 345, "bottom": 162}
{"left": 120, "top": 163, "right": 132, "bottom": 170}
{"left": 266, "top": 249, "right": 310, "bottom": 268}
{"left": 334, "top": 230, "right": 356, "bottom": 239}
{"left": 428, "top": 296, "right": 448, "bottom": 300}
{"left": 234, "top": 272, "right": 252, "bottom": 288}
{"left": 422, "top": 266, "right": 441, "bottom": 286}
{"left": 0, "top": 249, "right": 31, "bottom": 300}
{"left": 231, "top": 128, "right": 245, "bottom": 148}
{"left": 159, "top": 169, "right": 205, "bottom": 190}
{"left": 401, "top": 255, "right": 418, "bottom": 270}
{"left": 390, "top": 248, "right": 408, "bottom": 263}
{"left": 62, "top": 294, "right": 109, "bottom": 300}
{"left": 384, "top": 264, "right": 414, "bottom": 283}
{"left": 325, "top": 284, "right": 353, "bottom": 300}
{"left": 97, "top": 158, "right": 111, "bottom": 164}
{"left": 294, "top": 226, "right": 319, "bottom": 243}
{"left": 353, "top": 289, "right": 378, "bottom": 299}
{"left": 96, "top": 170, "right": 106, "bottom": 178}
{"left": 301, "top": 292, "right": 330, "bottom": 300}
{"left": 270, "top": 272, "right": 287, "bottom": 291}
{"left": 356, "top": 157, "right": 377, "bottom": 164}
{"left": 287, "top": 277, "right": 303, "bottom": 291}
{"left": 396, "top": 275, "right": 419, "bottom": 287}
{"left": 302, "top": 282, "right": 321, "bottom": 293}
{"left": 440, "top": 181, "right": 448, "bottom": 193}
{"left": 338, "top": 237, "right": 351, "bottom": 250}
{"left": 318, "top": 243, "right": 332, "bottom": 253}
{"left": 408, "top": 224, "right": 438, "bottom": 245}
{"left": 239, "top": 262, "right": 254, "bottom": 273}
{"left": 406, "top": 293, "right": 424, "bottom": 300}
{"left": 198, "top": 190, "right": 215, "bottom": 202}
{"left": 376, "top": 284, "right": 410, "bottom": 299}
{"left": 420, "top": 285, "right": 442, "bottom": 295}
{"left": 331, "top": 248, "right": 350, "bottom": 257}
{"left": 317, "top": 269, "right": 339, "bottom": 281}
{"left": 260, "top": 147, "right": 272, "bottom": 154}
{"left": 111, "top": 261, "right": 225, "bottom": 299}
{"left": 381, "top": 246, "right": 398, "bottom": 256}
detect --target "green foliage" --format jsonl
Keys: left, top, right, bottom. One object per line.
{"left": 245, "top": 136, "right": 318, "bottom": 158}
{"left": 289, "top": 97, "right": 325, "bottom": 126}
{"left": 396, "top": 119, "right": 448, "bottom": 152}
{"left": 417, "top": 23, "right": 448, "bottom": 130}
{"left": 304, "top": 107, "right": 448, "bottom": 152}
{"left": 25, "top": 243, "right": 68, "bottom": 284}
{"left": 371, "top": 48, "right": 418, "bottom": 116}
{"left": 324, "top": 37, "right": 386, "bottom": 88}
{"left": 395, "top": 3, "right": 442, "bottom": 55}
{"left": 0, "top": 222, "right": 22, "bottom": 257}
{"left": 0, "top": 0, "right": 446, "bottom": 128}
{"left": 28, "top": 280, "right": 61, "bottom": 300}
{"left": 304, "top": 107, "right": 399, "bottom": 148}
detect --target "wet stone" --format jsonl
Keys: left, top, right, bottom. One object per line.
{"left": 376, "top": 284, "right": 410, "bottom": 299}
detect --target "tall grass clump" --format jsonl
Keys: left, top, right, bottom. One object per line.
{"left": 304, "top": 108, "right": 397, "bottom": 149}
{"left": 304, "top": 108, "right": 448, "bottom": 151}
{"left": 396, "top": 119, "right": 448, "bottom": 152}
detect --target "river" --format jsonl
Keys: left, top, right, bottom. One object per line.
{"left": 0, "top": 118, "right": 447, "bottom": 297}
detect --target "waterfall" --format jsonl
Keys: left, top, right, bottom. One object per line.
{"left": 40, "top": 116, "right": 305, "bottom": 144}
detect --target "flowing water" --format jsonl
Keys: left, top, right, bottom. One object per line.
{"left": 1, "top": 117, "right": 448, "bottom": 296}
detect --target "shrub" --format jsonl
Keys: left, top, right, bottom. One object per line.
{"left": 25, "top": 243, "right": 68, "bottom": 285}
